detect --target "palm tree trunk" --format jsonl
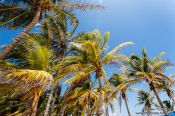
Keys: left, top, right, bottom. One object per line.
{"left": 149, "top": 82, "right": 167, "bottom": 115}
{"left": 31, "top": 90, "right": 42, "bottom": 116}
{"left": 105, "top": 105, "right": 109, "bottom": 116}
{"left": 59, "top": 106, "right": 66, "bottom": 116}
{"left": 87, "top": 93, "right": 91, "bottom": 116}
{"left": 0, "top": 7, "right": 42, "bottom": 60}
{"left": 97, "top": 77, "right": 103, "bottom": 116}
{"left": 44, "top": 89, "right": 54, "bottom": 116}
{"left": 122, "top": 93, "right": 131, "bottom": 116}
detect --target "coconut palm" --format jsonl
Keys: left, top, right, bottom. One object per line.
{"left": 109, "top": 73, "right": 141, "bottom": 116}
{"left": 127, "top": 49, "right": 173, "bottom": 115}
{"left": 136, "top": 90, "right": 156, "bottom": 116}
{"left": 0, "top": 0, "right": 102, "bottom": 60}
{"left": 162, "top": 100, "right": 174, "bottom": 112}
{"left": 103, "top": 86, "right": 118, "bottom": 116}
{"left": 37, "top": 11, "right": 79, "bottom": 116}
{"left": 57, "top": 30, "right": 134, "bottom": 115}
{"left": 154, "top": 77, "right": 175, "bottom": 105}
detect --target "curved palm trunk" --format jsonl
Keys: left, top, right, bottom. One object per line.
{"left": 149, "top": 82, "right": 167, "bottom": 115}
{"left": 122, "top": 93, "right": 131, "bottom": 116}
{"left": 44, "top": 89, "right": 54, "bottom": 116}
{"left": 97, "top": 77, "right": 103, "bottom": 116}
{"left": 0, "top": 7, "right": 41, "bottom": 60}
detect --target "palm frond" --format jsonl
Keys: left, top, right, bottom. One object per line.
{"left": 151, "top": 52, "right": 165, "bottom": 64}
{"left": 103, "top": 42, "right": 134, "bottom": 64}
{"left": 0, "top": 69, "right": 53, "bottom": 94}
{"left": 25, "top": 36, "right": 52, "bottom": 70}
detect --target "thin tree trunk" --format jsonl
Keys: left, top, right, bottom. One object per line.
{"left": 149, "top": 82, "right": 167, "bottom": 115}
{"left": 44, "top": 89, "right": 54, "bottom": 116}
{"left": 31, "top": 90, "right": 42, "bottom": 116}
{"left": 97, "top": 77, "right": 103, "bottom": 116}
{"left": 105, "top": 105, "right": 109, "bottom": 116}
{"left": 122, "top": 93, "right": 131, "bottom": 116}
{"left": 0, "top": 7, "right": 41, "bottom": 60}
{"left": 87, "top": 93, "right": 91, "bottom": 116}
{"left": 59, "top": 106, "right": 66, "bottom": 116}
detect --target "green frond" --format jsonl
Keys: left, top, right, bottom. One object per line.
{"left": 152, "top": 60, "right": 173, "bottom": 72}
{"left": 151, "top": 52, "right": 165, "bottom": 64}
{"left": 25, "top": 36, "right": 52, "bottom": 70}
{"left": 101, "top": 32, "right": 110, "bottom": 50}
{"left": 0, "top": 4, "right": 34, "bottom": 29}
{"left": 0, "top": 60, "right": 18, "bottom": 70}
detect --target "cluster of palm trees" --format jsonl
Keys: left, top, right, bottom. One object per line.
{"left": 0, "top": 0, "right": 175, "bottom": 116}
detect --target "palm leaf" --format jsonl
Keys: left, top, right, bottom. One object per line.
{"left": 0, "top": 69, "right": 53, "bottom": 94}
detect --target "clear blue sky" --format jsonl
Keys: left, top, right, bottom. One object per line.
{"left": 1, "top": 0, "right": 175, "bottom": 115}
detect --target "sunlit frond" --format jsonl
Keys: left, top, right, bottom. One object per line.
{"left": 103, "top": 42, "right": 134, "bottom": 64}
{"left": 0, "top": 69, "right": 53, "bottom": 94}
{"left": 151, "top": 52, "right": 165, "bottom": 64}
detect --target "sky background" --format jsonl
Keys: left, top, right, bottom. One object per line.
{"left": 1, "top": 0, "right": 175, "bottom": 115}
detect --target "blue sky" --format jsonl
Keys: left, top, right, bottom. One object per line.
{"left": 1, "top": 0, "right": 175, "bottom": 115}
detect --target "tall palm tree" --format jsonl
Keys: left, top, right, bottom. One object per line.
{"left": 109, "top": 73, "right": 140, "bottom": 116}
{"left": 136, "top": 90, "right": 156, "bottom": 116}
{"left": 127, "top": 49, "right": 173, "bottom": 115}
{"left": 39, "top": 11, "right": 79, "bottom": 116}
{"left": 57, "top": 30, "right": 134, "bottom": 115}
{"left": 0, "top": 0, "right": 102, "bottom": 60}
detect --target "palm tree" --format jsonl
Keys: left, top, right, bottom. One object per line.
{"left": 127, "top": 49, "right": 173, "bottom": 115}
{"left": 39, "top": 11, "right": 79, "bottom": 116}
{"left": 57, "top": 30, "right": 134, "bottom": 115}
{"left": 154, "top": 77, "right": 175, "bottom": 105}
{"left": 0, "top": 12, "right": 79, "bottom": 115}
{"left": 162, "top": 100, "right": 174, "bottom": 112}
{"left": 109, "top": 73, "right": 140, "bottom": 116}
{"left": 0, "top": 0, "right": 102, "bottom": 60}
{"left": 62, "top": 79, "right": 99, "bottom": 115}
{"left": 136, "top": 90, "right": 156, "bottom": 116}
{"left": 0, "top": 35, "right": 55, "bottom": 115}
